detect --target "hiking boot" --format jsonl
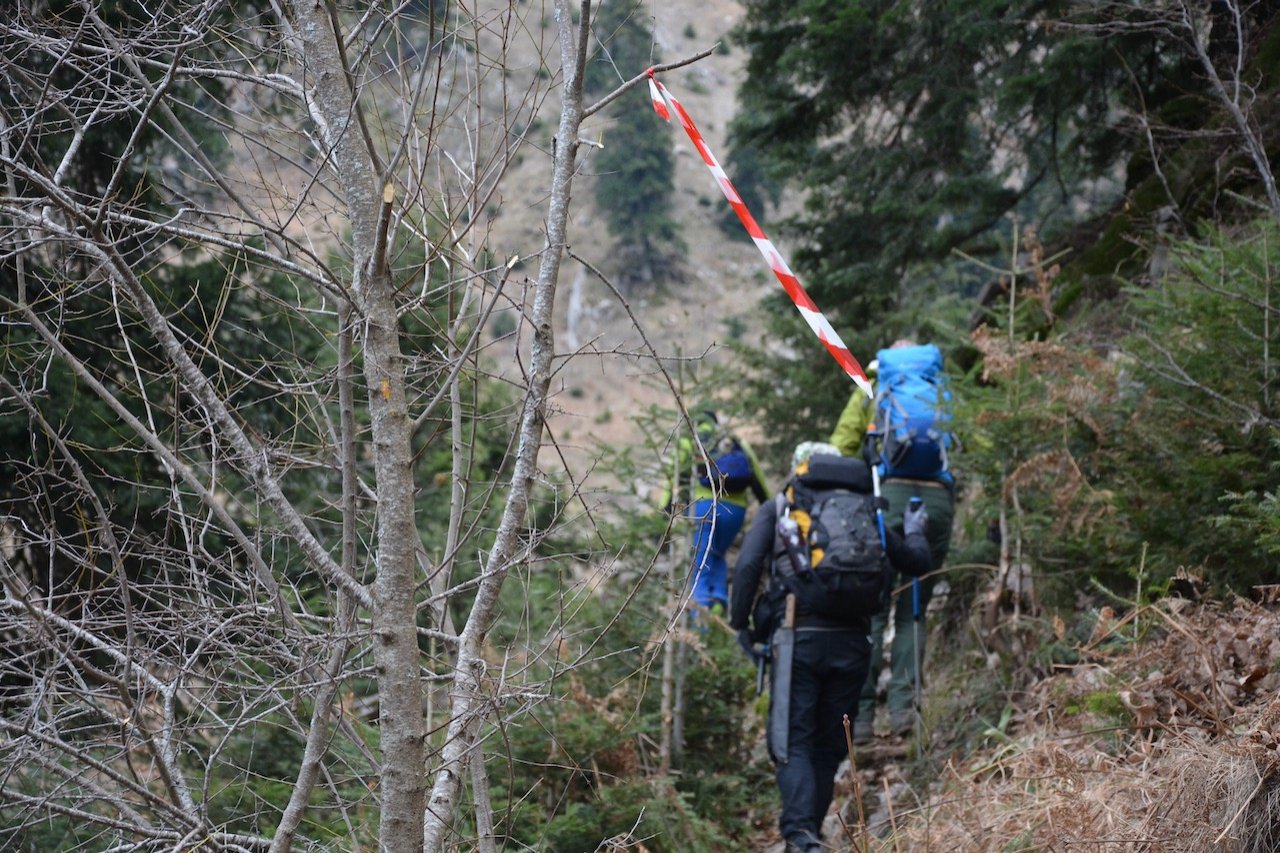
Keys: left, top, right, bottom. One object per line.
{"left": 851, "top": 719, "right": 875, "bottom": 744}
{"left": 889, "top": 710, "right": 914, "bottom": 737}
{"left": 784, "top": 838, "right": 822, "bottom": 853}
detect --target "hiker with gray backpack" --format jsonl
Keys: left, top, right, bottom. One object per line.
{"left": 729, "top": 441, "right": 930, "bottom": 853}
{"left": 831, "top": 339, "right": 958, "bottom": 743}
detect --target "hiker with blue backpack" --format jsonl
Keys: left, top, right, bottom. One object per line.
{"left": 665, "top": 410, "right": 769, "bottom": 614}
{"left": 729, "top": 441, "right": 930, "bottom": 853}
{"left": 831, "top": 340, "right": 957, "bottom": 742}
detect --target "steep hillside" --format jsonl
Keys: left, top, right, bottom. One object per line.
{"left": 474, "top": 7, "right": 1280, "bottom": 851}
{"left": 483, "top": 0, "right": 780, "bottom": 498}
{"left": 850, "top": 594, "right": 1280, "bottom": 852}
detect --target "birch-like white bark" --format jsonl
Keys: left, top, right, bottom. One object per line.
{"left": 422, "top": 2, "right": 591, "bottom": 847}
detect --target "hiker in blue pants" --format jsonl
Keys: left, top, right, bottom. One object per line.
{"left": 664, "top": 410, "right": 769, "bottom": 614}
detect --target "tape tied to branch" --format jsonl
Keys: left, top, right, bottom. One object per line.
{"left": 646, "top": 71, "right": 873, "bottom": 399}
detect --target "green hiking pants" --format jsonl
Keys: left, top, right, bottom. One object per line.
{"left": 858, "top": 479, "right": 955, "bottom": 720}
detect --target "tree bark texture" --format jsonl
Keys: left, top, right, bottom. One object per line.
{"left": 422, "top": 2, "right": 592, "bottom": 848}
{"left": 282, "top": 2, "right": 426, "bottom": 849}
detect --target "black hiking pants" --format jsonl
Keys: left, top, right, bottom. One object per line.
{"left": 772, "top": 626, "right": 870, "bottom": 848}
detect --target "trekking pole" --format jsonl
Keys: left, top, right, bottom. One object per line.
{"left": 755, "top": 642, "right": 770, "bottom": 696}
{"left": 864, "top": 426, "right": 888, "bottom": 550}
{"left": 908, "top": 496, "right": 925, "bottom": 755}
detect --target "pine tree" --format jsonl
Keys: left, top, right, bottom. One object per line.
{"left": 586, "top": 0, "right": 684, "bottom": 289}
{"left": 726, "top": 0, "right": 1280, "bottom": 455}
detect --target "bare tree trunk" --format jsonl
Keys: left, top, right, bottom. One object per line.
{"left": 423, "top": 2, "right": 592, "bottom": 846}
{"left": 278, "top": 2, "right": 425, "bottom": 848}
{"left": 672, "top": 617, "right": 688, "bottom": 763}
{"left": 0, "top": 2, "right": 710, "bottom": 849}
{"left": 659, "top": 574, "right": 676, "bottom": 776}
{"left": 471, "top": 747, "right": 499, "bottom": 853}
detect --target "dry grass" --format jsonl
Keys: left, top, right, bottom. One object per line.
{"left": 840, "top": 597, "right": 1280, "bottom": 852}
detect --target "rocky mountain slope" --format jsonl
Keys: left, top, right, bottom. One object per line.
{"left": 483, "top": 0, "right": 779, "bottom": 499}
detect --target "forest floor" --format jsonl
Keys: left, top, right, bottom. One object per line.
{"left": 798, "top": 591, "right": 1280, "bottom": 852}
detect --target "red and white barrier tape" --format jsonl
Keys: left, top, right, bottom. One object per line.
{"left": 647, "top": 71, "right": 873, "bottom": 399}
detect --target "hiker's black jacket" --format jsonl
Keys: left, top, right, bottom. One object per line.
{"left": 728, "top": 493, "right": 931, "bottom": 633}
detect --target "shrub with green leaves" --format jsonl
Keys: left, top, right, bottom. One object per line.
{"left": 1118, "top": 220, "right": 1280, "bottom": 592}
{"left": 952, "top": 219, "right": 1280, "bottom": 615}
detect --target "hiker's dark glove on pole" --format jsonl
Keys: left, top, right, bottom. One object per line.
{"left": 904, "top": 499, "right": 929, "bottom": 538}
{"left": 737, "top": 629, "right": 756, "bottom": 660}
{"left": 862, "top": 430, "right": 882, "bottom": 469}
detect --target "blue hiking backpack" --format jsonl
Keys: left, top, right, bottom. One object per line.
{"left": 873, "top": 343, "right": 954, "bottom": 482}
{"left": 699, "top": 437, "right": 755, "bottom": 493}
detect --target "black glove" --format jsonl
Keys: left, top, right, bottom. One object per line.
{"left": 736, "top": 629, "right": 757, "bottom": 660}
{"left": 903, "top": 497, "right": 928, "bottom": 538}
{"left": 862, "top": 432, "right": 882, "bottom": 468}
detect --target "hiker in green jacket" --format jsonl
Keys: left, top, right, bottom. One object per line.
{"left": 831, "top": 342, "right": 957, "bottom": 741}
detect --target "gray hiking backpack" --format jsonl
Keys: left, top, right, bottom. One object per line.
{"left": 769, "top": 454, "right": 891, "bottom": 623}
